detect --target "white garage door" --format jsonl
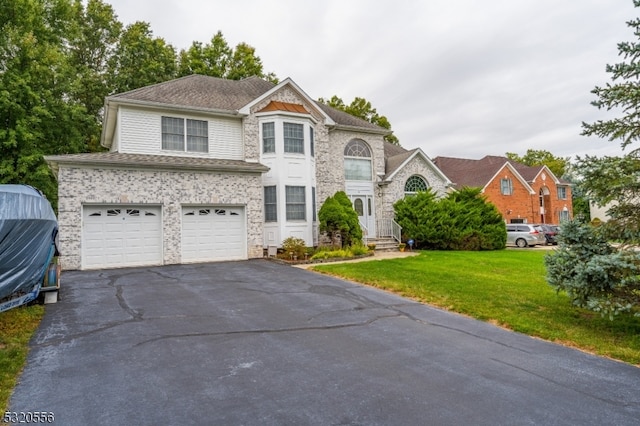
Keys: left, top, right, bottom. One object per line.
{"left": 182, "top": 206, "right": 246, "bottom": 262}
{"left": 83, "top": 205, "right": 162, "bottom": 269}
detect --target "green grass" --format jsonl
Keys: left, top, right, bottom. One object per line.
{"left": 312, "top": 250, "right": 640, "bottom": 366}
{"left": 0, "top": 304, "right": 45, "bottom": 412}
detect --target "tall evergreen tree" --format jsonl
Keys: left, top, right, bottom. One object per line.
{"left": 547, "top": 0, "right": 640, "bottom": 318}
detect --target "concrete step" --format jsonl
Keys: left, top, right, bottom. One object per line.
{"left": 367, "top": 238, "right": 400, "bottom": 252}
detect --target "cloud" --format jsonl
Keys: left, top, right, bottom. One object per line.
{"left": 106, "top": 0, "right": 637, "bottom": 159}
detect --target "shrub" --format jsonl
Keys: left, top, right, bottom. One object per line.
{"left": 394, "top": 187, "right": 505, "bottom": 250}
{"left": 319, "top": 191, "right": 362, "bottom": 248}
{"left": 545, "top": 219, "right": 640, "bottom": 319}
{"left": 282, "top": 237, "right": 306, "bottom": 259}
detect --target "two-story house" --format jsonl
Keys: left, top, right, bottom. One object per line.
{"left": 46, "top": 75, "right": 451, "bottom": 270}
{"left": 433, "top": 155, "right": 573, "bottom": 224}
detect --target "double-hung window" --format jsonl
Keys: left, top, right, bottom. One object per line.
{"left": 263, "top": 122, "right": 275, "bottom": 153}
{"left": 286, "top": 186, "right": 306, "bottom": 220}
{"left": 557, "top": 186, "right": 567, "bottom": 200}
{"left": 500, "top": 178, "right": 513, "bottom": 195}
{"left": 284, "top": 122, "right": 304, "bottom": 154}
{"left": 162, "top": 116, "right": 208, "bottom": 153}
{"left": 264, "top": 186, "right": 277, "bottom": 222}
{"left": 309, "top": 127, "right": 315, "bottom": 157}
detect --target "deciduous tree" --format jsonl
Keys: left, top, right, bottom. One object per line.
{"left": 108, "top": 21, "right": 177, "bottom": 93}
{"left": 505, "top": 149, "right": 569, "bottom": 178}
{"left": 318, "top": 95, "right": 400, "bottom": 145}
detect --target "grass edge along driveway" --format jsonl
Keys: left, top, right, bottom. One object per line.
{"left": 0, "top": 304, "right": 45, "bottom": 412}
{"left": 311, "top": 250, "right": 640, "bottom": 366}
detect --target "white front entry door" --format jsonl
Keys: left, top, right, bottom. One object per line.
{"left": 351, "top": 195, "right": 376, "bottom": 238}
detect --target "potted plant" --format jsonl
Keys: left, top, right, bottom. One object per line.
{"left": 398, "top": 243, "right": 406, "bottom": 252}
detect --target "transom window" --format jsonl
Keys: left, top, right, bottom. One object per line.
{"left": 162, "top": 116, "right": 208, "bottom": 153}
{"left": 285, "top": 186, "right": 306, "bottom": 220}
{"left": 404, "top": 175, "right": 428, "bottom": 196}
{"left": 284, "top": 122, "right": 304, "bottom": 154}
{"left": 262, "top": 122, "right": 275, "bottom": 153}
{"left": 344, "top": 139, "right": 372, "bottom": 181}
{"left": 500, "top": 178, "right": 513, "bottom": 195}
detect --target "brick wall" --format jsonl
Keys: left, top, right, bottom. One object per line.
{"left": 56, "top": 166, "right": 264, "bottom": 270}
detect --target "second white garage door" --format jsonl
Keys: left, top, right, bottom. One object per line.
{"left": 181, "top": 206, "right": 246, "bottom": 262}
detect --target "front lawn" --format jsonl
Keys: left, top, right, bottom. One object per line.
{"left": 0, "top": 304, "right": 45, "bottom": 412}
{"left": 312, "top": 250, "right": 640, "bottom": 366}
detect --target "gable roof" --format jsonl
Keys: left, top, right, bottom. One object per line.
{"left": 108, "top": 74, "right": 275, "bottom": 111}
{"left": 433, "top": 155, "right": 535, "bottom": 193}
{"left": 316, "top": 102, "right": 390, "bottom": 135}
{"left": 383, "top": 141, "right": 452, "bottom": 185}
{"left": 102, "top": 74, "right": 390, "bottom": 146}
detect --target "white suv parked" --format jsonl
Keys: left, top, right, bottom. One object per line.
{"left": 506, "top": 224, "right": 546, "bottom": 248}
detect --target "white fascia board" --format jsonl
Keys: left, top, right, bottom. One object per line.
{"left": 238, "top": 77, "right": 335, "bottom": 125}
{"left": 385, "top": 148, "right": 453, "bottom": 185}
{"left": 532, "top": 165, "right": 561, "bottom": 185}
{"left": 484, "top": 162, "right": 535, "bottom": 194}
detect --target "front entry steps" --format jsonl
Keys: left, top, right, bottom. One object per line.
{"left": 367, "top": 237, "right": 400, "bottom": 252}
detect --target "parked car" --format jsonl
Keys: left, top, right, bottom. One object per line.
{"left": 506, "top": 224, "right": 546, "bottom": 248}
{"left": 534, "top": 224, "right": 559, "bottom": 245}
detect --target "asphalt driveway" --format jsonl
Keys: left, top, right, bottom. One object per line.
{"left": 8, "top": 260, "right": 640, "bottom": 425}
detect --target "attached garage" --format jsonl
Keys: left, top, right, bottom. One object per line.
{"left": 82, "top": 205, "right": 162, "bottom": 269}
{"left": 182, "top": 206, "right": 246, "bottom": 262}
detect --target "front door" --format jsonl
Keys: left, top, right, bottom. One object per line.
{"left": 351, "top": 195, "right": 376, "bottom": 238}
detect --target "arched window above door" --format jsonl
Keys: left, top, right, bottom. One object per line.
{"left": 344, "top": 139, "right": 372, "bottom": 181}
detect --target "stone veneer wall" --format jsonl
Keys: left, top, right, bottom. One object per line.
{"left": 315, "top": 129, "right": 386, "bottom": 206}
{"left": 381, "top": 155, "right": 450, "bottom": 219}
{"left": 57, "top": 166, "right": 264, "bottom": 270}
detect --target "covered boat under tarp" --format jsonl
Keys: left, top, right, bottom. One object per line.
{"left": 0, "top": 184, "right": 58, "bottom": 312}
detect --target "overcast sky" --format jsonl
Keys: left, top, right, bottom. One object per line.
{"left": 105, "top": 0, "right": 637, "bottom": 161}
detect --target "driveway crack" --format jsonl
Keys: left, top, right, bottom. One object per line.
{"left": 133, "top": 312, "right": 404, "bottom": 347}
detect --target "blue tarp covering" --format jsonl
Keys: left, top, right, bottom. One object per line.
{"left": 0, "top": 185, "right": 58, "bottom": 312}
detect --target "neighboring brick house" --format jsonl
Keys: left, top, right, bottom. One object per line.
{"left": 433, "top": 155, "right": 573, "bottom": 224}
{"left": 45, "top": 75, "right": 451, "bottom": 270}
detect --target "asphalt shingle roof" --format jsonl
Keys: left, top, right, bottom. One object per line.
{"left": 44, "top": 152, "right": 269, "bottom": 176}
{"left": 110, "top": 74, "right": 389, "bottom": 133}
{"left": 109, "top": 75, "right": 276, "bottom": 111}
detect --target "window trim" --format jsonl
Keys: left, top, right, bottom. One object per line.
{"left": 500, "top": 178, "right": 513, "bottom": 195}
{"left": 557, "top": 186, "right": 567, "bottom": 200}
{"left": 262, "top": 122, "right": 275, "bottom": 154}
{"left": 283, "top": 122, "right": 304, "bottom": 154}
{"left": 285, "top": 185, "right": 306, "bottom": 221}
{"left": 264, "top": 186, "right": 277, "bottom": 222}
{"left": 344, "top": 139, "right": 372, "bottom": 181}
{"left": 404, "top": 175, "right": 428, "bottom": 196}
{"left": 162, "top": 116, "right": 208, "bottom": 153}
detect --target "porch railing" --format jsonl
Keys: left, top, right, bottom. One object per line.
{"left": 376, "top": 219, "right": 402, "bottom": 243}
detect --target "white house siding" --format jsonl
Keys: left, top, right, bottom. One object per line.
{"left": 210, "top": 117, "right": 243, "bottom": 160}
{"left": 56, "top": 166, "right": 263, "bottom": 270}
{"left": 117, "top": 106, "right": 243, "bottom": 160}
{"left": 246, "top": 88, "right": 326, "bottom": 247}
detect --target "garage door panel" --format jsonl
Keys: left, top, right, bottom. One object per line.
{"left": 182, "top": 206, "right": 246, "bottom": 262}
{"left": 82, "top": 205, "right": 162, "bottom": 269}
